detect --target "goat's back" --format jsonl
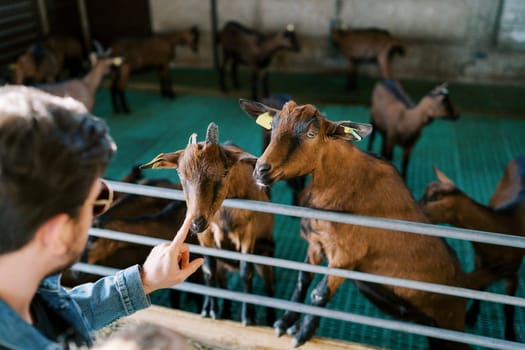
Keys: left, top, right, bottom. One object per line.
{"left": 370, "top": 81, "right": 411, "bottom": 131}
{"left": 332, "top": 28, "right": 402, "bottom": 59}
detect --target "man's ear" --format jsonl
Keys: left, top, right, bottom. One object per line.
{"left": 35, "top": 213, "right": 70, "bottom": 255}
{"left": 327, "top": 121, "right": 373, "bottom": 142}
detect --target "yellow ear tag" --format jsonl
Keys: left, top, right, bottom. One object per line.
{"left": 343, "top": 126, "right": 362, "bottom": 141}
{"left": 256, "top": 112, "right": 273, "bottom": 130}
{"left": 112, "top": 57, "right": 123, "bottom": 66}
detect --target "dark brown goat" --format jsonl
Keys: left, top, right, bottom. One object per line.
{"left": 141, "top": 123, "right": 275, "bottom": 326}
{"left": 35, "top": 53, "right": 118, "bottom": 112}
{"left": 240, "top": 99, "right": 497, "bottom": 349}
{"left": 367, "top": 80, "right": 459, "bottom": 179}
{"left": 14, "top": 35, "right": 84, "bottom": 84}
{"left": 331, "top": 27, "right": 404, "bottom": 89}
{"left": 419, "top": 162, "right": 525, "bottom": 341}
{"left": 218, "top": 21, "right": 300, "bottom": 100}
{"left": 109, "top": 26, "right": 199, "bottom": 114}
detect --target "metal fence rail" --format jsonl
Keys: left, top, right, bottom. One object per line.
{"left": 73, "top": 180, "right": 525, "bottom": 350}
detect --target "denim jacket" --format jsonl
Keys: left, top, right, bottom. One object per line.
{"left": 0, "top": 265, "right": 151, "bottom": 350}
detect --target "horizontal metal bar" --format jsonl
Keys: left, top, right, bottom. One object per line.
{"left": 89, "top": 227, "right": 525, "bottom": 308}
{"left": 71, "top": 263, "right": 525, "bottom": 350}
{"left": 105, "top": 180, "right": 525, "bottom": 249}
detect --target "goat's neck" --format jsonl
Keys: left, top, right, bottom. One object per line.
{"left": 404, "top": 98, "right": 432, "bottom": 128}
{"left": 227, "top": 164, "right": 265, "bottom": 200}
{"left": 82, "top": 63, "right": 107, "bottom": 96}
{"left": 451, "top": 194, "right": 518, "bottom": 234}
{"left": 258, "top": 34, "right": 287, "bottom": 60}
{"left": 307, "top": 140, "right": 425, "bottom": 220}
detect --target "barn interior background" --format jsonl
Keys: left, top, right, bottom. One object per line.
{"left": 1, "top": 1, "right": 524, "bottom": 350}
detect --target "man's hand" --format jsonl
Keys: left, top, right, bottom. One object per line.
{"left": 140, "top": 214, "right": 204, "bottom": 294}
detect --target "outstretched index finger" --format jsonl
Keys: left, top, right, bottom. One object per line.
{"left": 171, "top": 213, "right": 193, "bottom": 247}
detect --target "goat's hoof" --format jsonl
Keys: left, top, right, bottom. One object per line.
{"left": 273, "top": 321, "right": 285, "bottom": 337}
{"left": 286, "top": 323, "right": 300, "bottom": 336}
{"left": 292, "top": 336, "right": 305, "bottom": 348}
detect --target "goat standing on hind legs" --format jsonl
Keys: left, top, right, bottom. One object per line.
{"left": 141, "top": 123, "right": 276, "bottom": 326}
{"left": 367, "top": 80, "right": 459, "bottom": 179}
{"left": 419, "top": 161, "right": 525, "bottom": 342}
{"left": 109, "top": 26, "right": 199, "bottom": 114}
{"left": 240, "top": 98, "right": 501, "bottom": 349}
{"left": 217, "top": 21, "right": 300, "bottom": 100}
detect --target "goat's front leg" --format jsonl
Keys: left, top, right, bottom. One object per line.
{"left": 367, "top": 121, "right": 377, "bottom": 151}
{"left": 240, "top": 259, "right": 255, "bottom": 325}
{"left": 274, "top": 241, "right": 323, "bottom": 337}
{"left": 159, "top": 67, "right": 175, "bottom": 98}
{"left": 401, "top": 145, "right": 414, "bottom": 180}
{"left": 231, "top": 59, "right": 240, "bottom": 89}
{"left": 504, "top": 275, "right": 518, "bottom": 341}
{"left": 292, "top": 274, "right": 345, "bottom": 348}
{"left": 200, "top": 255, "right": 218, "bottom": 319}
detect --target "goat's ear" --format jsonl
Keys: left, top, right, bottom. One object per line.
{"left": 433, "top": 166, "right": 455, "bottom": 185}
{"left": 327, "top": 121, "right": 373, "bottom": 142}
{"left": 239, "top": 99, "right": 279, "bottom": 130}
{"left": 140, "top": 151, "right": 182, "bottom": 170}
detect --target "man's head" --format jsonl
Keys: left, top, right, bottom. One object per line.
{"left": 0, "top": 86, "right": 116, "bottom": 255}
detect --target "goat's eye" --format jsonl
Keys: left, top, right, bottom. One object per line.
{"left": 306, "top": 130, "right": 317, "bottom": 138}
{"left": 222, "top": 170, "right": 229, "bottom": 177}
{"left": 427, "top": 193, "right": 439, "bottom": 202}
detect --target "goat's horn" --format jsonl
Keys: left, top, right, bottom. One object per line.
{"left": 205, "top": 123, "right": 219, "bottom": 144}
{"left": 188, "top": 133, "right": 197, "bottom": 145}
{"left": 92, "top": 40, "right": 104, "bottom": 55}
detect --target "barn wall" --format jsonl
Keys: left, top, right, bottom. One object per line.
{"left": 150, "top": 0, "right": 525, "bottom": 84}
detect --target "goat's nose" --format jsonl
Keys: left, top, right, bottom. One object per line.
{"left": 254, "top": 163, "right": 275, "bottom": 186}
{"left": 191, "top": 215, "right": 208, "bottom": 233}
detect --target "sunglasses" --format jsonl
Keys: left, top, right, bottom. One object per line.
{"left": 84, "top": 179, "right": 114, "bottom": 217}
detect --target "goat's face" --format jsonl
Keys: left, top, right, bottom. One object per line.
{"left": 282, "top": 24, "right": 301, "bottom": 52}
{"left": 419, "top": 167, "right": 461, "bottom": 223}
{"left": 141, "top": 124, "right": 240, "bottom": 234}
{"left": 426, "top": 83, "right": 459, "bottom": 121}
{"left": 240, "top": 99, "right": 372, "bottom": 187}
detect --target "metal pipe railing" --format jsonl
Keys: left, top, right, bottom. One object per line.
{"left": 72, "top": 262, "right": 525, "bottom": 350}
{"left": 82, "top": 180, "right": 525, "bottom": 349}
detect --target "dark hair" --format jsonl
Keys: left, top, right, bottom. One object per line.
{"left": 0, "top": 86, "right": 115, "bottom": 254}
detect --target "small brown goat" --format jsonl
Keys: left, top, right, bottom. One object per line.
{"left": 368, "top": 80, "right": 459, "bottom": 179}
{"left": 14, "top": 35, "right": 84, "bottom": 84}
{"left": 331, "top": 27, "right": 405, "bottom": 89}
{"left": 218, "top": 21, "right": 300, "bottom": 100}
{"left": 35, "top": 52, "right": 119, "bottom": 112}
{"left": 419, "top": 161, "right": 525, "bottom": 341}
{"left": 240, "top": 99, "right": 497, "bottom": 349}
{"left": 109, "top": 26, "right": 200, "bottom": 114}
{"left": 141, "top": 123, "right": 275, "bottom": 326}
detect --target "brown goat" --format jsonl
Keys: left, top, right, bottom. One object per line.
{"left": 331, "top": 27, "right": 404, "bottom": 90}
{"left": 109, "top": 26, "right": 200, "bottom": 114}
{"left": 218, "top": 21, "right": 300, "bottom": 100}
{"left": 368, "top": 80, "right": 459, "bottom": 179}
{"left": 35, "top": 53, "right": 119, "bottom": 112}
{"left": 419, "top": 162, "right": 525, "bottom": 341}
{"left": 14, "top": 35, "right": 84, "bottom": 84}
{"left": 141, "top": 123, "right": 276, "bottom": 326}
{"left": 240, "top": 99, "right": 498, "bottom": 349}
